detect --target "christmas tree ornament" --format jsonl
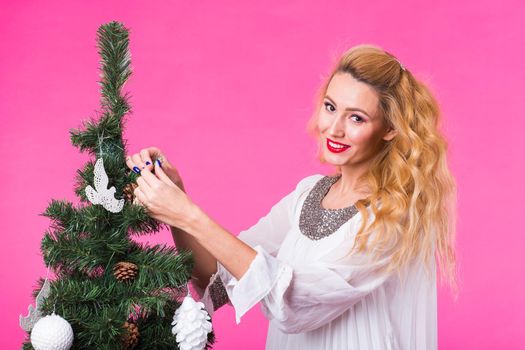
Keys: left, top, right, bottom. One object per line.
{"left": 123, "top": 182, "right": 138, "bottom": 202}
{"left": 113, "top": 261, "right": 138, "bottom": 282}
{"left": 30, "top": 312, "right": 74, "bottom": 350}
{"left": 20, "top": 271, "right": 52, "bottom": 332}
{"left": 171, "top": 286, "right": 212, "bottom": 350}
{"left": 85, "top": 157, "right": 125, "bottom": 213}
{"left": 121, "top": 321, "right": 140, "bottom": 349}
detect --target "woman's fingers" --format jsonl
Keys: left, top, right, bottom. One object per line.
{"left": 125, "top": 147, "right": 168, "bottom": 174}
{"left": 140, "top": 149, "right": 155, "bottom": 172}
{"left": 136, "top": 172, "right": 153, "bottom": 193}
{"left": 153, "top": 161, "right": 177, "bottom": 187}
{"left": 126, "top": 153, "right": 146, "bottom": 174}
{"left": 133, "top": 186, "right": 147, "bottom": 207}
{"left": 141, "top": 146, "right": 166, "bottom": 168}
{"left": 125, "top": 148, "right": 184, "bottom": 192}
{"left": 125, "top": 151, "right": 154, "bottom": 174}
{"left": 146, "top": 147, "right": 169, "bottom": 165}
{"left": 125, "top": 154, "right": 141, "bottom": 174}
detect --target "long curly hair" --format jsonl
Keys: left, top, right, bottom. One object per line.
{"left": 306, "top": 44, "right": 458, "bottom": 297}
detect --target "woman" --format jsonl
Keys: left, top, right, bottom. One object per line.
{"left": 125, "top": 44, "right": 458, "bottom": 350}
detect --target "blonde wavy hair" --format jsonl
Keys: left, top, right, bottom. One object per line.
{"left": 306, "top": 44, "right": 459, "bottom": 297}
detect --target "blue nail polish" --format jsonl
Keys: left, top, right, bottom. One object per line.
{"left": 146, "top": 161, "right": 151, "bottom": 165}
{"left": 156, "top": 159, "right": 162, "bottom": 168}
{"left": 133, "top": 166, "right": 141, "bottom": 174}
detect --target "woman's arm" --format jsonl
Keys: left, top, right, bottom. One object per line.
{"left": 190, "top": 175, "right": 324, "bottom": 317}
{"left": 170, "top": 224, "right": 219, "bottom": 291}
{"left": 182, "top": 207, "right": 258, "bottom": 283}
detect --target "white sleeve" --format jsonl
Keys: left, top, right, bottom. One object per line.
{"left": 193, "top": 174, "right": 323, "bottom": 318}
{"left": 214, "top": 212, "right": 398, "bottom": 333}
{"left": 253, "top": 243, "right": 396, "bottom": 334}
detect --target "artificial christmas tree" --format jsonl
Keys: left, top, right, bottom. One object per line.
{"left": 20, "top": 21, "right": 215, "bottom": 349}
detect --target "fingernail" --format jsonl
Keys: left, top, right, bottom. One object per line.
{"left": 146, "top": 161, "right": 151, "bottom": 165}
{"left": 133, "top": 166, "right": 141, "bottom": 174}
{"left": 156, "top": 159, "right": 162, "bottom": 168}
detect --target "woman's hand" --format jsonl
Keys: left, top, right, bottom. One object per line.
{"left": 125, "top": 156, "right": 200, "bottom": 231}
{"left": 125, "top": 146, "right": 185, "bottom": 192}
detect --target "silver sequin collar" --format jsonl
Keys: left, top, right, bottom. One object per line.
{"left": 299, "top": 175, "right": 361, "bottom": 241}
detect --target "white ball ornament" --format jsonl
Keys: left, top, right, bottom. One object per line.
{"left": 171, "top": 289, "right": 212, "bottom": 350}
{"left": 30, "top": 313, "right": 73, "bottom": 350}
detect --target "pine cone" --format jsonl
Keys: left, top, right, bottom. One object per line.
{"left": 123, "top": 183, "right": 138, "bottom": 202}
{"left": 113, "top": 261, "right": 138, "bottom": 282}
{"left": 121, "top": 321, "right": 139, "bottom": 349}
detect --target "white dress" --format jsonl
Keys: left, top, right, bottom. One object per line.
{"left": 193, "top": 174, "right": 437, "bottom": 350}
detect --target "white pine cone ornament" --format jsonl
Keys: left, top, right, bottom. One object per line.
{"left": 171, "top": 290, "right": 212, "bottom": 350}
{"left": 30, "top": 312, "right": 73, "bottom": 350}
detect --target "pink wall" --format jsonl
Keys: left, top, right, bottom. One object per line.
{"left": 1, "top": 0, "right": 523, "bottom": 348}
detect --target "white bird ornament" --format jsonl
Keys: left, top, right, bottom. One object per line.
{"left": 85, "top": 157, "right": 124, "bottom": 213}
{"left": 19, "top": 276, "right": 51, "bottom": 332}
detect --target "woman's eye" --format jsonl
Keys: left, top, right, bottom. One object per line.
{"left": 323, "top": 102, "right": 335, "bottom": 112}
{"left": 350, "top": 114, "right": 364, "bottom": 123}
{"left": 324, "top": 102, "right": 364, "bottom": 123}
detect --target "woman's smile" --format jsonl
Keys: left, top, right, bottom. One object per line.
{"left": 326, "top": 138, "right": 351, "bottom": 153}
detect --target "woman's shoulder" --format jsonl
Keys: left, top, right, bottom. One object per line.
{"left": 297, "top": 174, "right": 325, "bottom": 187}
{"left": 293, "top": 173, "right": 325, "bottom": 195}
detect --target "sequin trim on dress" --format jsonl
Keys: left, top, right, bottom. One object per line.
{"left": 299, "top": 175, "right": 361, "bottom": 240}
{"left": 208, "top": 273, "right": 230, "bottom": 311}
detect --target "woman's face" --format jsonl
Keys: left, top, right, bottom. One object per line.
{"left": 317, "top": 72, "right": 396, "bottom": 168}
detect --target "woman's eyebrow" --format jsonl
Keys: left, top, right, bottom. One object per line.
{"left": 324, "top": 95, "right": 372, "bottom": 118}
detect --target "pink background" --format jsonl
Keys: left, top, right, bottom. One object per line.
{"left": 1, "top": 0, "right": 524, "bottom": 349}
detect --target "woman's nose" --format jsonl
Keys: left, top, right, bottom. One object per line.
{"left": 327, "top": 114, "right": 345, "bottom": 136}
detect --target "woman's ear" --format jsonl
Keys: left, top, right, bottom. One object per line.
{"left": 383, "top": 128, "right": 397, "bottom": 141}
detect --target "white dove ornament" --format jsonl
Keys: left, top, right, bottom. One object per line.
{"left": 19, "top": 277, "right": 52, "bottom": 332}
{"left": 85, "top": 158, "right": 124, "bottom": 213}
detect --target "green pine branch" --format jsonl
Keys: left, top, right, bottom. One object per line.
{"left": 69, "top": 21, "right": 131, "bottom": 159}
{"left": 129, "top": 243, "right": 195, "bottom": 291}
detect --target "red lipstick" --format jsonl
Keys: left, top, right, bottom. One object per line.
{"left": 326, "top": 138, "right": 351, "bottom": 153}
